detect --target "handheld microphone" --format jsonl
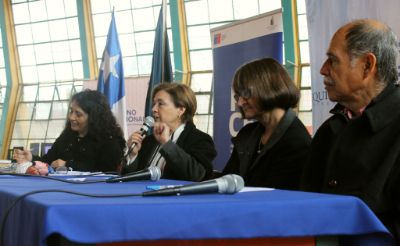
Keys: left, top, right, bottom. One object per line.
{"left": 142, "top": 174, "right": 244, "bottom": 196}
{"left": 125, "top": 116, "right": 154, "bottom": 157}
{"left": 106, "top": 166, "right": 161, "bottom": 183}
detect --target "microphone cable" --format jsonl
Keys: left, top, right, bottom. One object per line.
{"left": 0, "top": 189, "right": 142, "bottom": 246}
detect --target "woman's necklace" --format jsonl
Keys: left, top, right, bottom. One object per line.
{"left": 257, "top": 138, "right": 264, "bottom": 154}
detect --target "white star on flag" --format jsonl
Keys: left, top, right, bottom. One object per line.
{"left": 100, "top": 50, "right": 120, "bottom": 80}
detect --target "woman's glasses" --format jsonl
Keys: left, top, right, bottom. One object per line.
{"left": 233, "top": 90, "right": 251, "bottom": 102}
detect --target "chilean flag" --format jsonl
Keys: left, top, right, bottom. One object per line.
{"left": 97, "top": 11, "right": 128, "bottom": 139}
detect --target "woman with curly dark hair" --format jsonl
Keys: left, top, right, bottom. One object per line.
{"left": 15, "top": 90, "right": 126, "bottom": 172}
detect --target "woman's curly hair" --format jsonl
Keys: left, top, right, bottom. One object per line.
{"left": 64, "top": 89, "right": 126, "bottom": 150}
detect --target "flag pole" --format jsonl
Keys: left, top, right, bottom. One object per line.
{"left": 161, "top": 0, "right": 167, "bottom": 82}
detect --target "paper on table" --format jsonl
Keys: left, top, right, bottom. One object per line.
{"left": 49, "top": 171, "right": 103, "bottom": 176}
{"left": 240, "top": 187, "right": 275, "bottom": 192}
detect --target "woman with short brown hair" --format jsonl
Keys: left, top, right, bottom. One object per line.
{"left": 223, "top": 58, "right": 311, "bottom": 190}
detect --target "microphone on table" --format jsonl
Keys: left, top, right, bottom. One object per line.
{"left": 125, "top": 116, "right": 154, "bottom": 158}
{"left": 106, "top": 166, "right": 161, "bottom": 183}
{"left": 142, "top": 174, "right": 244, "bottom": 196}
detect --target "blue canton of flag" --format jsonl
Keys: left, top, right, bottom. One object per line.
{"left": 145, "top": 4, "right": 173, "bottom": 117}
{"left": 97, "top": 12, "right": 128, "bottom": 139}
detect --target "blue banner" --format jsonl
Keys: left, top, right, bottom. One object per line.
{"left": 212, "top": 11, "right": 283, "bottom": 170}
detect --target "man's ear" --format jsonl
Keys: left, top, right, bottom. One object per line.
{"left": 362, "top": 52, "right": 377, "bottom": 79}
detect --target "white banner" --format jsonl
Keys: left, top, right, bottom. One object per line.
{"left": 84, "top": 77, "right": 149, "bottom": 137}
{"left": 306, "top": 0, "right": 400, "bottom": 133}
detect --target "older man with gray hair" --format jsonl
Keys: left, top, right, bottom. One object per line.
{"left": 302, "top": 19, "right": 400, "bottom": 243}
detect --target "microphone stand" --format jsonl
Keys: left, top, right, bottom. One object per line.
{"left": 119, "top": 144, "right": 161, "bottom": 175}
{"left": 119, "top": 145, "right": 136, "bottom": 174}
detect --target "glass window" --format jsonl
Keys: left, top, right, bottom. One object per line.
{"left": 20, "top": 66, "right": 39, "bottom": 84}
{"left": 135, "top": 31, "right": 155, "bottom": 55}
{"left": 29, "top": 120, "right": 48, "bottom": 138}
{"left": 12, "top": 4, "right": 31, "bottom": 24}
{"left": 259, "top": 0, "right": 281, "bottom": 12}
{"left": 92, "top": 13, "right": 112, "bottom": 37}
{"left": 15, "top": 25, "right": 33, "bottom": 45}
{"left": 299, "top": 89, "right": 312, "bottom": 111}
{"left": 29, "top": 1, "right": 47, "bottom": 22}
{"left": 64, "top": 0, "right": 77, "bottom": 17}
{"left": 95, "top": 36, "right": 107, "bottom": 59}
{"left": 190, "top": 50, "right": 213, "bottom": 71}
{"left": 297, "top": 0, "right": 307, "bottom": 14}
{"left": 91, "top": 2, "right": 174, "bottom": 78}
{"left": 22, "top": 86, "right": 38, "bottom": 102}
{"left": 301, "top": 66, "right": 311, "bottom": 87}
{"left": 209, "top": 0, "right": 233, "bottom": 22}
{"left": 120, "top": 33, "right": 136, "bottom": 56}
{"left": 115, "top": 10, "right": 134, "bottom": 33}
{"left": 66, "top": 18, "right": 80, "bottom": 38}
{"left": 10, "top": 0, "right": 83, "bottom": 147}
{"left": 299, "top": 41, "right": 310, "bottom": 63}
{"left": 193, "top": 115, "right": 213, "bottom": 136}
{"left": 69, "top": 40, "right": 82, "bottom": 60}
{"left": 34, "top": 43, "right": 53, "bottom": 64}
{"left": 54, "top": 63, "right": 74, "bottom": 81}
{"left": 34, "top": 102, "right": 52, "bottom": 119}
{"left": 190, "top": 73, "right": 212, "bottom": 92}
{"left": 137, "top": 55, "right": 152, "bottom": 75}
{"left": 187, "top": 25, "right": 211, "bottom": 50}
{"left": 48, "top": 19, "right": 69, "bottom": 41}
{"left": 298, "top": 14, "right": 308, "bottom": 41}
{"left": 296, "top": 0, "right": 312, "bottom": 130}
{"left": 233, "top": 0, "right": 259, "bottom": 19}
{"left": 72, "top": 61, "right": 84, "bottom": 78}
{"left": 31, "top": 22, "right": 51, "bottom": 43}
{"left": 0, "top": 69, "right": 7, "bottom": 87}
{"left": 133, "top": 8, "right": 157, "bottom": 31}
{"left": 16, "top": 103, "right": 35, "bottom": 120}
{"left": 18, "top": 45, "right": 36, "bottom": 66}
{"left": 90, "top": 0, "right": 111, "bottom": 14}
{"left": 52, "top": 41, "right": 72, "bottom": 62}
{"left": 298, "top": 111, "right": 312, "bottom": 131}
{"left": 38, "top": 86, "right": 55, "bottom": 101}
{"left": 47, "top": 120, "right": 65, "bottom": 138}
{"left": 46, "top": 0, "right": 67, "bottom": 19}
{"left": 12, "top": 121, "right": 31, "bottom": 139}
{"left": 37, "top": 64, "right": 56, "bottom": 83}
{"left": 0, "top": 88, "right": 6, "bottom": 104}
{"left": 196, "top": 94, "right": 211, "bottom": 114}
{"left": 123, "top": 56, "right": 139, "bottom": 76}
{"left": 185, "top": 0, "right": 209, "bottom": 25}
{"left": 51, "top": 101, "right": 69, "bottom": 119}
{"left": 55, "top": 84, "right": 73, "bottom": 100}
{"left": 113, "top": 0, "right": 132, "bottom": 11}
{"left": 132, "top": 0, "right": 161, "bottom": 9}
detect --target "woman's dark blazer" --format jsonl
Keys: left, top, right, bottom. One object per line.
{"left": 223, "top": 109, "right": 311, "bottom": 190}
{"left": 123, "top": 121, "right": 217, "bottom": 181}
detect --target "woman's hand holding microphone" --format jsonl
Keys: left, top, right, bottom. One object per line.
{"left": 127, "top": 132, "right": 145, "bottom": 159}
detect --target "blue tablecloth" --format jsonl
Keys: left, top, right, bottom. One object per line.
{"left": 0, "top": 175, "right": 393, "bottom": 246}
